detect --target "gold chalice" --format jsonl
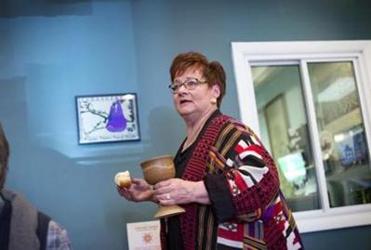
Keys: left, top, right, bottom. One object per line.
{"left": 140, "top": 155, "right": 186, "bottom": 219}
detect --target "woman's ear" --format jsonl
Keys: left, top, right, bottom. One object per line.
{"left": 212, "top": 84, "right": 221, "bottom": 99}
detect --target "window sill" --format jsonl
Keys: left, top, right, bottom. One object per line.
{"left": 294, "top": 204, "right": 371, "bottom": 233}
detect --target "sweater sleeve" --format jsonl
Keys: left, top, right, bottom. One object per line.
{"left": 204, "top": 123, "right": 280, "bottom": 223}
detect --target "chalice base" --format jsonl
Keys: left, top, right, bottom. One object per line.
{"left": 154, "top": 205, "right": 185, "bottom": 219}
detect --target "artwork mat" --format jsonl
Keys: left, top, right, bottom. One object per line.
{"left": 76, "top": 93, "right": 140, "bottom": 144}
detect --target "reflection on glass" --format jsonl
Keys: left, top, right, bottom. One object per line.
{"left": 252, "top": 65, "right": 320, "bottom": 211}
{"left": 308, "top": 62, "right": 371, "bottom": 207}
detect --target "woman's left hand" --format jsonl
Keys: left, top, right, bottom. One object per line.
{"left": 153, "top": 178, "right": 210, "bottom": 205}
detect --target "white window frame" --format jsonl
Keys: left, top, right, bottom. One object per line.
{"left": 231, "top": 40, "right": 371, "bottom": 233}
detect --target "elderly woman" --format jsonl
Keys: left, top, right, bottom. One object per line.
{"left": 117, "top": 52, "right": 303, "bottom": 250}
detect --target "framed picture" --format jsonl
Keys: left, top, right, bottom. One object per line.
{"left": 76, "top": 93, "right": 140, "bottom": 144}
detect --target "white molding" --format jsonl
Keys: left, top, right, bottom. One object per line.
{"left": 294, "top": 205, "right": 371, "bottom": 233}
{"left": 231, "top": 43, "right": 260, "bottom": 135}
{"left": 231, "top": 40, "right": 371, "bottom": 233}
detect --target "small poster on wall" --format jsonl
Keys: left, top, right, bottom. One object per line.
{"left": 127, "top": 220, "right": 161, "bottom": 250}
{"left": 75, "top": 93, "right": 140, "bottom": 144}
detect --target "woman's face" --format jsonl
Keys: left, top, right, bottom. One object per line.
{"left": 172, "top": 67, "right": 220, "bottom": 120}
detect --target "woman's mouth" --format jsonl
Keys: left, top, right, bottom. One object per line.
{"left": 180, "top": 100, "right": 191, "bottom": 104}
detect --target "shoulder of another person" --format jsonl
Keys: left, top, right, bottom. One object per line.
{"left": 45, "top": 219, "right": 71, "bottom": 249}
{"left": 1, "top": 189, "right": 17, "bottom": 201}
{"left": 37, "top": 211, "right": 51, "bottom": 250}
{"left": 37, "top": 212, "right": 71, "bottom": 250}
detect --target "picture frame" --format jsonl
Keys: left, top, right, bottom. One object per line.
{"left": 75, "top": 93, "right": 140, "bottom": 144}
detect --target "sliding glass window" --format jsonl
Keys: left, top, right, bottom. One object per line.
{"left": 308, "top": 61, "right": 370, "bottom": 208}
{"left": 251, "top": 60, "right": 371, "bottom": 212}
{"left": 232, "top": 41, "right": 371, "bottom": 232}
{"left": 251, "top": 64, "right": 319, "bottom": 212}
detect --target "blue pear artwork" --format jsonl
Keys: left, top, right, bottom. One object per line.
{"left": 106, "top": 100, "right": 127, "bottom": 132}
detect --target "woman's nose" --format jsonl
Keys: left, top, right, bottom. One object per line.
{"left": 176, "top": 83, "right": 188, "bottom": 93}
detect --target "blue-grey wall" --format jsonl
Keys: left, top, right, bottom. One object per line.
{"left": 0, "top": 0, "right": 370, "bottom": 249}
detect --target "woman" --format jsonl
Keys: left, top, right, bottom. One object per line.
{"left": 117, "top": 52, "right": 303, "bottom": 250}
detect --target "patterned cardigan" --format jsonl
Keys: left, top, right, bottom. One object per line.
{"left": 160, "top": 111, "right": 303, "bottom": 250}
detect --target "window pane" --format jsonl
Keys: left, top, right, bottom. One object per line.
{"left": 308, "top": 61, "right": 371, "bottom": 207}
{"left": 252, "top": 65, "right": 320, "bottom": 211}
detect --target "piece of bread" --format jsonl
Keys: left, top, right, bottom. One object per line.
{"left": 114, "top": 171, "right": 132, "bottom": 188}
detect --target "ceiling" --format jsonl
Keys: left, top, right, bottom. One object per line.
{"left": 0, "top": 0, "right": 128, "bottom": 17}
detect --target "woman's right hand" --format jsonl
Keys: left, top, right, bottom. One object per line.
{"left": 116, "top": 178, "right": 155, "bottom": 202}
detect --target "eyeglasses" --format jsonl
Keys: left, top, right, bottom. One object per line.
{"left": 168, "top": 78, "right": 207, "bottom": 93}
